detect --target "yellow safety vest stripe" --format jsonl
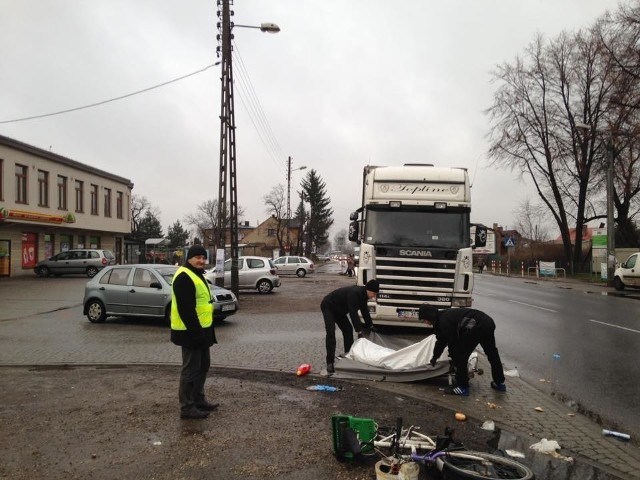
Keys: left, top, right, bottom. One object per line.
{"left": 171, "top": 267, "right": 213, "bottom": 330}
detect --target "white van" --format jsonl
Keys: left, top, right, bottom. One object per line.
{"left": 613, "top": 252, "right": 640, "bottom": 290}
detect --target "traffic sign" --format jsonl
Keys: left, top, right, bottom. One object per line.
{"left": 504, "top": 237, "right": 516, "bottom": 247}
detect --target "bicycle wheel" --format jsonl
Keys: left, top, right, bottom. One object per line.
{"left": 438, "top": 451, "right": 534, "bottom": 480}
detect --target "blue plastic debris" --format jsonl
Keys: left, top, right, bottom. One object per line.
{"left": 306, "top": 385, "right": 342, "bottom": 392}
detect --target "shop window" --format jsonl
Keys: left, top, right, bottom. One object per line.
{"left": 44, "top": 234, "right": 54, "bottom": 259}
{"left": 21, "top": 233, "right": 37, "bottom": 269}
{"left": 60, "top": 235, "right": 72, "bottom": 252}
{"left": 0, "top": 240, "right": 10, "bottom": 276}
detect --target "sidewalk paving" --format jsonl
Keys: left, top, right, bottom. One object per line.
{"left": 1, "top": 273, "right": 639, "bottom": 479}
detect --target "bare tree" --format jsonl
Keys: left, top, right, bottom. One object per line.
{"left": 131, "top": 194, "right": 161, "bottom": 240}
{"left": 184, "top": 199, "right": 245, "bottom": 249}
{"left": 263, "top": 184, "right": 287, "bottom": 253}
{"left": 513, "top": 198, "right": 551, "bottom": 243}
{"left": 487, "top": 25, "right": 620, "bottom": 272}
{"left": 598, "top": 5, "right": 640, "bottom": 246}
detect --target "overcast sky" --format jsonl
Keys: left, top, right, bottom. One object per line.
{"left": 0, "top": 0, "right": 625, "bottom": 241}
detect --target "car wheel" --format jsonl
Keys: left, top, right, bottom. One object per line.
{"left": 164, "top": 306, "right": 172, "bottom": 326}
{"left": 86, "top": 266, "right": 99, "bottom": 278}
{"left": 36, "top": 266, "right": 50, "bottom": 277}
{"left": 614, "top": 276, "right": 625, "bottom": 291}
{"left": 257, "top": 279, "right": 273, "bottom": 294}
{"left": 296, "top": 268, "right": 306, "bottom": 278}
{"left": 86, "top": 300, "right": 107, "bottom": 323}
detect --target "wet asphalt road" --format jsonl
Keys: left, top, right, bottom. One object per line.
{"left": 2, "top": 266, "right": 639, "bottom": 443}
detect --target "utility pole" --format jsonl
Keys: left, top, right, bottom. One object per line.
{"left": 606, "top": 139, "right": 615, "bottom": 287}
{"left": 216, "top": 0, "right": 239, "bottom": 296}
{"left": 286, "top": 159, "right": 306, "bottom": 256}
{"left": 286, "top": 156, "right": 292, "bottom": 255}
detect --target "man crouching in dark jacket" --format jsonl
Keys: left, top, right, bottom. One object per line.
{"left": 419, "top": 304, "right": 506, "bottom": 396}
{"left": 321, "top": 279, "right": 379, "bottom": 374}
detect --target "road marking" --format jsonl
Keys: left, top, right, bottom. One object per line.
{"left": 508, "top": 300, "right": 557, "bottom": 312}
{"left": 589, "top": 319, "right": 640, "bottom": 334}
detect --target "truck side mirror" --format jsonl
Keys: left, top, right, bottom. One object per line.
{"left": 474, "top": 225, "right": 487, "bottom": 248}
{"left": 348, "top": 221, "right": 359, "bottom": 243}
{"left": 349, "top": 211, "right": 359, "bottom": 221}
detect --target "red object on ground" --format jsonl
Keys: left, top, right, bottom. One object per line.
{"left": 296, "top": 363, "right": 312, "bottom": 376}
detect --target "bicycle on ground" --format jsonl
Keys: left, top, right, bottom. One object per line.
{"left": 333, "top": 415, "right": 534, "bottom": 480}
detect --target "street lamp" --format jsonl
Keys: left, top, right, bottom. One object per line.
{"left": 215, "top": 0, "right": 279, "bottom": 295}
{"left": 576, "top": 122, "right": 615, "bottom": 286}
{"left": 286, "top": 157, "right": 306, "bottom": 254}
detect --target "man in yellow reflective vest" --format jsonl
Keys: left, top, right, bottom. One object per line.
{"left": 171, "top": 245, "right": 218, "bottom": 419}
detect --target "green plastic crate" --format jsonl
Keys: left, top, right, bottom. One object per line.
{"left": 331, "top": 415, "right": 377, "bottom": 460}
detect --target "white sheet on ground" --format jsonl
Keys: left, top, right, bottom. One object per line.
{"left": 345, "top": 335, "right": 448, "bottom": 370}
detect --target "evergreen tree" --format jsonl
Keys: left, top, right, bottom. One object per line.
{"left": 138, "top": 210, "right": 163, "bottom": 240}
{"left": 167, "top": 220, "right": 189, "bottom": 249}
{"left": 301, "top": 169, "right": 334, "bottom": 256}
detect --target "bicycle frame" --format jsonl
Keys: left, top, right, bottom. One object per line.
{"left": 334, "top": 416, "right": 534, "bottom": 480}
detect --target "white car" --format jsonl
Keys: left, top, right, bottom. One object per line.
{"left": 613, "top": 252, "right": 640, "bottom": 291}
{"left": 273, "top": 256, "right": 315, "bottom": 277}
{"left": 205, "top": 256, "right": 281, "bottom": 294}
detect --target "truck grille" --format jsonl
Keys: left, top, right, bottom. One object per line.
{"left": 374, "top": 256, "right": 457, "bottom": 308}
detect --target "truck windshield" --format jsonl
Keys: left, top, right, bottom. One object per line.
{"left": 363, "top": 209, "right": 470, "bottom": 248}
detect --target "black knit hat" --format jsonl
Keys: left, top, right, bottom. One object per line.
{"left": 186, "top": 245, "right": 207, "bottom": 260}
{"left": 365, "top": 279, "right": 380, "bottom": 293}
{"left": 418, "top": 304, "right": 438, "bottom": 321}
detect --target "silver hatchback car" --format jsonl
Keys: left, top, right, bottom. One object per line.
{"left": 204, "top": 256, "right": 281, "bottom": 293}
{"left": 35, "top": 248, "right": 116, "bottom": 278}
{"left": 83, "top": 264, "right": 238, "bottom": 324}
{"left": 272, "top": 255, "right": 315, "bottom": 277}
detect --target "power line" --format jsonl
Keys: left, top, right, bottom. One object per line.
{"left": 0, "top": 62, "right": 220, "bottom": 124}
{"left": 232, "top": 41, "right": 287, "bottom": 173}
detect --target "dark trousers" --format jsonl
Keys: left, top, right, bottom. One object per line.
{"left": 179, "top": 346, "right": 211, "bottom": 412}
{"left": 450, "top": 325, "right": 505, "bottom": 388}
{"left": 321, "top": 305, "right": 354, "bottom": 365}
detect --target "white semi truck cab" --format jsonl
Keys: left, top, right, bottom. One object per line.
{"left": 349, "top": 164, "right": 484, "bottom": 327}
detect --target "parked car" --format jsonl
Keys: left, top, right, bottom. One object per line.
{"left": 273, "top": 255, "right": 315, "bottom": 277}
{"left": 613, "top": 252, "right": 640, "bottom": 291}
{"left": 35, "top": 249, "right": 116, "bottom": 278}
{"left": 204, "top": 256, "right": 280, "bottom": 293}
{"left": 83, "top": 264, "right": 238, "bottom": 324}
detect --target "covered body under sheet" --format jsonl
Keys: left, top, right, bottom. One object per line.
{"left": 331, "top": 331, "right": 450, "bottom": 382}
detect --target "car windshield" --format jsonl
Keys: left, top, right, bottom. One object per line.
{"left": 364, "top": 207, "right": 470, "bottom": 248}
